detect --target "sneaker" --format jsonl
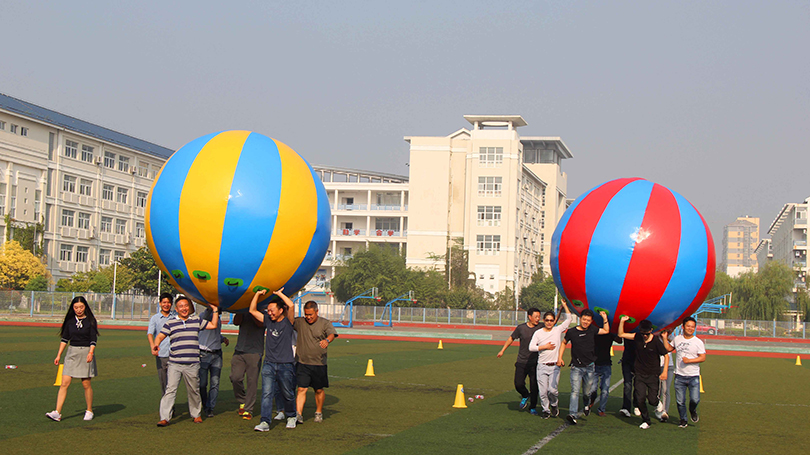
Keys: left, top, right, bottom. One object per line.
{"left": 519, "top": 397, "right": 529, "bottom": 411}
{"left": 679, "top": 419, "right": 688, "bottom": 428}
{"left": 654, "top": 402, "right": 664, "bottom": 420}
{"left": 238, "top": 404, "right": 246, "bottom": 416}
{"left": 156, "top": 419, "right": 169, "bottom": 427}
{"left": 83, "top": 411, "right": 94, "bottom": 421}
{"left": 566, "top": 415, "right": 577, "bottom": 425}
{"left": 286, "top": 416, "right": 297, "bottom": 429}
{"left": 274, "top": 411, "right": 286, "bottom": 421}
{"left": 529, "top": 409, "right": 539, "bottom": 416}
{"left": 619, "top": 409, "right": 631, "bottom": 418}
{"left": 661, "top": 412, "right": 669, "bottom": 422}
{"left": 207, "top": 409, "right": 215, "bottom": 418}
{"left": 193, "top": 417, "right": 203, "bottom": 423}
{"left": 597, "top": 411, "right": 606, "bottom": 417}
{"left": 254, "top": 421, "right": 270, "bottom": 432}
{"left": 690, "top": 409, "right": 699, "bottom": 423}
{"left": 639, "top": 422, "right": 650, "bottom": 430}
{"left": 46, "top": 411, "right": 62, "bottom": 422}
{"left": 314, "top": 412, "right": 323, "bottom": 423}
{"left": 550, "top": 405, "right": 559, "bottom": 417}
{"left": 583, "top": 405, "right": 590, "bottom": 416}
{"left": 541, "top": 411, "right": 550, "bottom": 419}
{"left": 634, "top": 407, "right": 641, "bottom": 416}
{"left": 242, "top": 412, "right": 253, "bottom": 420}
{"left": 296, "top": 413, "right": 304, "bottom": 424}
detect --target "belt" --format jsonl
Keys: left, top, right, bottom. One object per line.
{"left": 543, "top": 362, "right": 557, "bottom": 366}
{"left": 200, "top": 349, "right": 222, "bottom": 353}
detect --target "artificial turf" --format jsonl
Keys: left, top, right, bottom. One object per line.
{"left": 0, "top": 326, "right": 808, "bottom": 454}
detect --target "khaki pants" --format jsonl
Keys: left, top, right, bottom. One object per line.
{"left": 230, "top": 352, "right": 262, "bottom": 413}
{"left": 160, "top": 362, "right": 202, "bottom": 421}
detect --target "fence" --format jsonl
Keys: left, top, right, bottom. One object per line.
{"left": 1, "top": 290, "right": 807, "bottom": 339}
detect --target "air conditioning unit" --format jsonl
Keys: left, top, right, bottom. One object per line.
{"left": 95, "top": 156, "right": 103, "bottom": 165}
{"left": 130, "top": 167, "right": 138, "bottom": 175}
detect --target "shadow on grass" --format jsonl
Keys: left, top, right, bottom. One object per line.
{"left": 63, "top": 403, "right": 125, "bottom": 420}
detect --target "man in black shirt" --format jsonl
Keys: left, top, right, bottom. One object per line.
{"left": 618, "top": 316, "right": 669, "bottom": 429}
{"left": 589, "top": 333, "right": 621, "bottom": 416}
{"left": 497, "top": 308, "right": 542, "bottom": 415}
{"left": 558, "top": 308, "right": 610, "bottom": 424}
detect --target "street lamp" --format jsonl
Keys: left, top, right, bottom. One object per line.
{"left": 111, "top": 259, "right": 120, "bottom": 319}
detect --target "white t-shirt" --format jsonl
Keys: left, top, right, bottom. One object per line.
{"left": 673, "top": 334, "right": 705, "bottom": 377}
{"left": 528, "top": 314, "right": 572, "bottom": 364}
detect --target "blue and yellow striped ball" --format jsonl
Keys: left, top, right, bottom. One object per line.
{"left": 145, "top": 131, "right": 331, "bottom": 312}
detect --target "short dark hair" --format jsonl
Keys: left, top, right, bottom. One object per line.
{"left": 639, "top": 319, "right": 654, "bottom": 333}
{"left": 580, "top": 309, "right": 594, "bottom": 319}
{"left": 682, "top": 316, "right": 696, "bottom": 326}
{"left": 159, "top": 292, "right": 173, "bottom": 303}
{"left": 303, "top": 301, "right": 319, "bottom": 311}
{"left": 543, "top": 311, "right": 555, "bottom": 320}
{"left": 268, "top": 300, "right": 287, "bottom": 311}
{"left": 175, "top": 296, "right": 192, "bottom": 307}
{"left": 527, "top": 307, "right": 541, "bottom": 317}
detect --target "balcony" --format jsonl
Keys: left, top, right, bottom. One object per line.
{"left": 371, "top": 229, "right": 404, "bottom": 238}
{"left": 336, "top": 228, "right": 366, "bottom": 237}
{"left": 794, "top": 240, "right": 807, "bottom": 248}
{"left": 370, "top": 204, "right": 407, "bottom": 211}
{"left": 336, "top": 204, "right": 368, "bottom": 211}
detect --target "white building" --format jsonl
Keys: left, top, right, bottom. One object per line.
{"left": 767, "top": 200, "right": 809, "bottom": 290}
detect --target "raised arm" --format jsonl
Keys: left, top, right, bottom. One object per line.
{"left": 597, "top": 310, "right": 611, "bottom": 335}
{"left": 273, "top": 287, "right": 295, "bottom": 324}
{"left": 617, "top": 315, "right": 635, "bottom": 340}
{"left": 249, "top": 290, "right": 267, "bottom": 324}
{"left": 661, "top": 330, "right": 675, "bottom": 352}
{"left": 203, "top": 308, "right": 220, "bottom": 330}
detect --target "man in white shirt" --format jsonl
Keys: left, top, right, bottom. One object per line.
{"left": 528, "top": 303, "right": 572, "bottom": 419}
{"left": 662, "top": 317, "right": 706, "bottom": 428}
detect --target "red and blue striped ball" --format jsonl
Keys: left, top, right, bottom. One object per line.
{"left": 145, "top": 131, "right": 331, "bottom": 312}
{"left": 550, "top": 178, "right": 715, "bottom": 333}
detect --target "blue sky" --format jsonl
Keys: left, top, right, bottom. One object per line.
{"left": 1, "top": 1, "right": 808, "bottom": 250}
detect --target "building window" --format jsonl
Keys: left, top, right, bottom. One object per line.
{"left": 138, "top": 163, "right": 150, "bottom": 178}
{"left": 79, "top": 179, "right": 93, "bottom": 196}
{"left": 114, "top": 251, "right": 125, "bottom": 262}
{"left": 476, "top": 235, "right": 501, "bottom": 255}
{"left": 0, "top": 121, "right": 5, "bottom": 130}
{"left": 81, "top": 145, "right": 94, "bottom": 162}
{"left": 477, "top": 206, "right": 502, "bottom": 226}
{"left": 64, "top": 140, "right": 78, "bottom": 159}
{"left": 100, "top": 216, "right": 112, "bottom": 233}
{"left": 62, "top": 174, "right": 76, "bottom": 193}
{"left": 61, "top": 209, "right": 75, "bottom": 227}
{"left": 115, "top": 219, "right": 127, "bottom": 235}
{"left": 102, "top": 184, "right": 114, "bottom": 201}
{"left": 0, "top": 183, "right": 6, "bottom": 214}
{"left": 10, "top": 124, "right": 18, "bottom": 134}
{"left": 116, "top": 187, "right": 128, "bottom": 204}
{"left": 76, "top": 246, "right": 89, "bottom": 263}
{"left": 136, "top": 191, "right": 147, "bottom": 208}
{"left": 104, "top": 151, "right": 116, "bottom": 169}
{"left": 118, "top": 156, "right": 130, "bottom": 172}
{"left": 375, "top": 217, "right": 400, "bottom": 232}
{"left": 60, "top": 244, "right": 73, "bottom": 262}
{"left": 20, "top": 127, "right": 29, "bottom": 137}
{"left": 34, "top": 190, "right": 41, "bottom": 220}
{"left": 99, "top": 249, "right": 111, "bottom": 266}
{"left": 477, "top": 176, "right": 502, "bottom": 197}
{"left": 9, "top": 186, "right": 16, "bottom": 218}
{"left": 375, "top": 192, "right": 401, "bottom": 208}
{"left": 77, "top": 212, "right": 91, "bottom": 229}
{"left": 136, "top": 222, "right": 145, "bottom": 238}
{"left": 479, "top": 147, "right": 503, "bottom": 167}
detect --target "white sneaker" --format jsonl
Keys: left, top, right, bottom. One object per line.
{"left": 83, "top": 411, "right": 94, "bottom": 421}
{"left": 274, "top": 411, "right": 286, "bottom": 421}
{"left": 654, "top": 402, "right": 664, "bottom": 420}
{"left": 314, "top": 412, "right": 323, "bottom": 423}
{"left": 286, "top": 416, "right": 297, "bottom": 429}
{"left": 639, "top": 422, "right": 650, "bottom": 429}
{"left": 296, "top": 413, "right": 304, "bottom": 424}
{"left": 619, "top": 409, "right": 631, "bottom": 418}
{"left": 46, "top": 410, "right": 62, "bottom": 422}
{"left": 254, "top": 421, "right": 270, "bottom": 432}
{"left": 634, "top": 407, "right": 641, "bottom": 416}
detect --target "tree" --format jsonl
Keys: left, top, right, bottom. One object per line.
{"left": 519, "top": 272, "right": 558, "bottom": 311}
{"left": 4, "top": 215, "right": 45, "bottom": 256}
{"left": 119, "top": 247, "right": 176, "bottom": 295}
{"left": 0, "top": 240, "right": 49, "bottom": 289}
{"left": 735, "top": 262, "right": 793, "bottom": 320}
{"left": 24, "top": 274, "right": 49, "bottom": 291}
{"left": 331, "top": 245, "right": 412, "bottom": 304}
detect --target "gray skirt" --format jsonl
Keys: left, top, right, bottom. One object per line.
{"left": 62, "top": 345, "right": 97, "bottom": 378}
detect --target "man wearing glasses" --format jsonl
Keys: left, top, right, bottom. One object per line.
{"left": 528, "top": 303, "right": 572, "bottom": 418}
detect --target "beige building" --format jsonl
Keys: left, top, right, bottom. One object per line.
{"left": 405, "top": 115, "right": 571, "bottom": 297}
{"left": 0, "top": 93, "right": 171, "bottom": 285}
{"left": 767, "top": 201, "right": 809, "bottom": 289}
{"left": 721, "top": 216, "right": 760, "bottom": 277}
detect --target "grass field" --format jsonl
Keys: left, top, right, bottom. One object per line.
{"left": 1, "top": 326, "right": 809, "bottom": 455}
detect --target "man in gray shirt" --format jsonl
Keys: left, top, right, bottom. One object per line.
{"left": 230, "top": 312, "right": 266, "bottom": 420}
{"left": 198, "top": 307, "right": 229, "bottom": 418}
{"left": 147, "top": 293, "right": 176, "bottom": 395}
{"left": 497, "top": 307, "right": 542, "bottom": 415}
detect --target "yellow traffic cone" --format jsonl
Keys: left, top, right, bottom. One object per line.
{"left": 53, "top": 364, "right": 64, "bottom": 386}
{"left": 438, "top": 340, "right": 444, "bottom": 350}
{"left": 699, "top": 375, "right": 705, "bottom": 393}
{"left": 796, "top": 355, "right": 802, "bottom": 366}
{"left": 452, "top": 384, "right": 467, "bottom": 409}
{"left": 610, "top": 346, "right": 614, "bottom": 357}
{"left": 364, "top": 359, "right": 375, "bottom": 377}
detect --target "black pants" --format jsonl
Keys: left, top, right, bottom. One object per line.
{"left": 634, "top": 373, "right": 660, "bottom": 424}
{"left": 514, "top": 360, "right": 538, "bottom": 410}
{"left": 621, "top": 359, "right": 635, "bottom": 410}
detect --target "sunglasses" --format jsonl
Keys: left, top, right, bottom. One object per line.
{"left": 544, "top": 318, "right": 555, "bottom": 322}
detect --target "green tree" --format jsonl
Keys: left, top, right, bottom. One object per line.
{"left": 735, "top": 262, "right": 793, "bottom": 320}
{"left": 519, "top": 273, "right": 558, "bottom": 311}
{"left": 24, "top": 274, "right": 49, "bottom": 291}
{"left": 331, "top": 245, "right": 412, "bottom": 304}
{"left": 4, "top": 215, "right": 45, "bottom": 256}
{"left": 119, "top": 247, "right": 176, "bottom": 295}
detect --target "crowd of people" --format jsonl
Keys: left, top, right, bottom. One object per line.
{"left": 499, "top": 305, "right": 706, "bottom": 429}
{"left": 45, "top": 290, "right": 338, "bottom": 431}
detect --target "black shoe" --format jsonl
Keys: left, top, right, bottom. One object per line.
{"left": 566, "top": 415, "right": 577, "bottom": 425}
{"left": 583, "top": 405, "right": 590, "bottom": 416}
{"left": 690, "top": 410, "right": 699, "bottom": 423}
{"left": 541, "top": 411, "right": 550, "bottom": 419}
{"left": 207, "top": 409, "right": 215, "bottom": 418}
{"left": 550, "top": 405, "right": 559, "bottom": 417}
{"left": 679, "top": 419, "right": 688, "bottom": 428}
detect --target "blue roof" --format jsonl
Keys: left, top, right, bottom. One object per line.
{"left": 0, "top": 92, "right": 175, "bottom": 159}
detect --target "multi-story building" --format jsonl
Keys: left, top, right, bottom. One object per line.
{"left": 404, "top": 115, "right": 571, "bottom": 296}
{"left": 313, "top": 165, "right": 408, "bottom": 286}
{"left": 721, "top": 216, "right": 760, "bottom": 277}
{"left": 1, "top": 93, "right": 172, "bottom": 284}
{"left": 767, "top": 201, "right": 809, "bottom": 290}
{"left": 755, "top": 238, "right": 772, "bottom": 272}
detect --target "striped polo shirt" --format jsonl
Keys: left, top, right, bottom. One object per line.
{"left": 160, "top": 315, "right": 206, "bottom": 365}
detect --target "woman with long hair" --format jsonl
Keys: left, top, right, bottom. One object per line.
{"left": 46, "top": 296, "right": 99, "bottom": 421}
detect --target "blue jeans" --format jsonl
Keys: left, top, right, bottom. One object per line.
{"left": 569, "top": 364, "right": 595, "bottom": 417}
{"left": 589, "top": 365, "right": 612, "bottom": 413}
{"left": 261, "top": 362, "right": 297, "bottom": 423}
{"left": 199, "top": 350, "right": 222, "bottom": 411}
{"left": 674, "top": 374, "right": 701, "bottom": 421}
